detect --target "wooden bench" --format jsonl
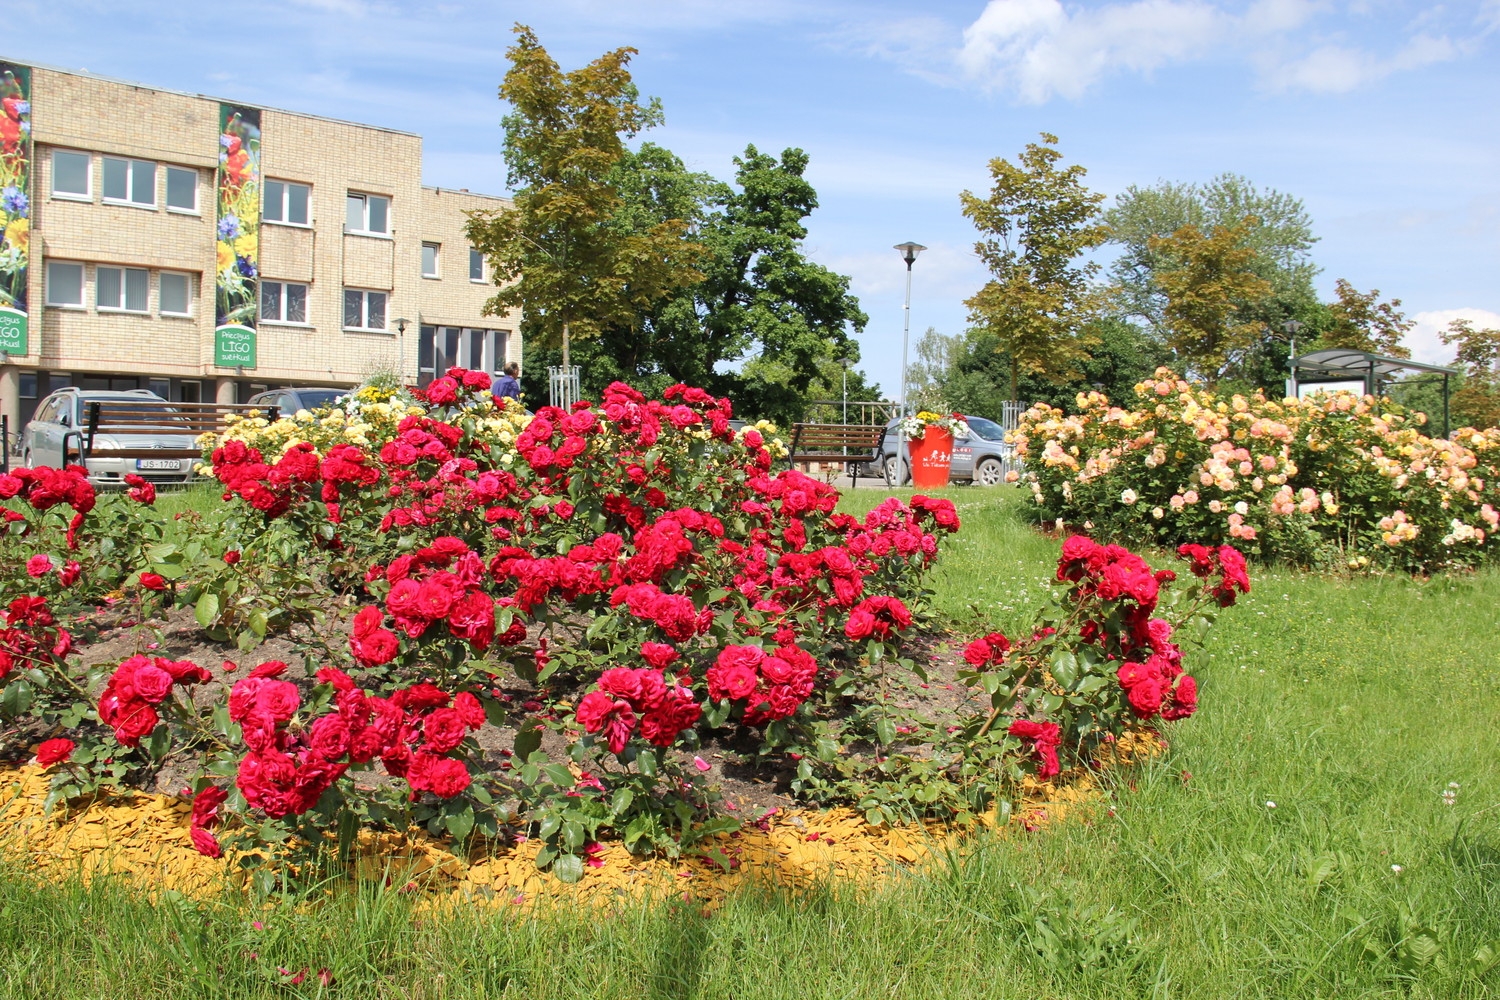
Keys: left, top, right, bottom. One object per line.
{"left": 786, "top": 423, "right": 886, "bottom": 486}
{"left": 66, "top": 401, "right": 280, "bottom": 468}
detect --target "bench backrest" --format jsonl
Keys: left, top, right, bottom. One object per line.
{"left": 81, "top": 401, "right": 279, "bottom": 457}
{"left": 788, "top": 422, "right": 885, "bottom": 455}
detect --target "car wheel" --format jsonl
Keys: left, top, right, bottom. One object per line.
{"left": 975, "top": 457, "right": 1004, "bottom": 486}
{"left": 883, "top": 454, "right": 908, "bottom": 487}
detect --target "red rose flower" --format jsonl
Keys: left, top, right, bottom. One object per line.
{"left": 35, "top": 738, "right": 75, "bottom": 766}
{"left": 139, "top": 572, "right": 168, "bottom": 591}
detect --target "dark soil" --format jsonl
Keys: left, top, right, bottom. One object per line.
{"left": 7, "top": 596, "right": 988, "bottom": 817}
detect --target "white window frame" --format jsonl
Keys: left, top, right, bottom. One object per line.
{"left": 264, "top": 179, "right": 312, "bottom": 228}
{"left": 345, "top": 192, "right": 391, "bottom": 237}
{"left": 50, "top": 149, "right": 92, "bottom": 201}
{"left": 422, "top": 242, "right": 441, "bottom": 279}
{"left": 101, "top": 156, "right": 157, "bottom": 209}
{"left": 96, "top": 265, "right": 151, "bottom": 314}
{"left": 261, "top": 280, "right": 311, "bottom": 326}
{"left": 164, "top": 166, "right": 199, "bottom": 214}
{"left": 469, "top": 248, "right": 486, "bottom": 283}
{"left": 159, "top": 271, "right": 194, "bottom": 317}
{"left": 342, "top": 288, "right": 388, "bottom": 332}
{"left": 45, "top": 261, "right": 86, "bottom": 308}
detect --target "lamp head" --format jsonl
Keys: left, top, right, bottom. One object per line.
{"left": 395, "top": 317, "right": 410, "bottom": 335}
{"left": 893, "top": 241, "right": 926, "bottom": 267}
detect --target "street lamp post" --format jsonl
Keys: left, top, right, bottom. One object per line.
{"left": 395, "top": 317, "right": 411, "bottom": 387}
{"left": 893, "top": 242, "right": 925, "bottom": 487}
{"left": 893, "top": 242, "right": 926, "bottom": 419}
{"left": 1284, "top": 319, "right": 1303, "bottom": 398}
{"left": 838, "top": 356, "right": 851, "bottom": 424}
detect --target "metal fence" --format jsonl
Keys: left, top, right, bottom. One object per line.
{"left": 799, "top": 399, "right": 898, "bottom": 426}
{"left": 547, "top": 366, "right": 581, "bottom": 410}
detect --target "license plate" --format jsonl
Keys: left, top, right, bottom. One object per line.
{"left": 136, "top": 459, "right": 182, "bottom": 471}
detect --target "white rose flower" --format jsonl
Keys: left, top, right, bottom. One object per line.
{"left": 1121, "top": 489, "right": 1138, "bottom": 504}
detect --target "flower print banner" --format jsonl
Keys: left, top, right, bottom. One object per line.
{"left": 0, "top": 62, "right": 32, "bottom": 355}
{"left": 215, "top": 103, "right": 260, "bottom": 368}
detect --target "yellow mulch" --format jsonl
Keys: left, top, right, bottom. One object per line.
{"left": 0, "top": 732, "right": 1160, "bottom": 909}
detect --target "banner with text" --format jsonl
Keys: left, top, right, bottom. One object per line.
{"left": 214, "top": 103, "right": 260, "bottom": 368}
{"left": 0, "top": 62, "right": 32, "bottom": 355}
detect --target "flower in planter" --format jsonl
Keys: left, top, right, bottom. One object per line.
{"left": 898, "top": 411, "right": 971, "bottom": 441}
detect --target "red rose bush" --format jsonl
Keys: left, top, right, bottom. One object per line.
{"left": 0, "top": 371, "right": 1243, "bottom": 880}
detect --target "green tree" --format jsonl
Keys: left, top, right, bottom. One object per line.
{"left": 1320, "top": 279, "right": 1413, "bottom": 358}
{"left": 1106, "top": 173, "right": 1319, "bottom": 330}
{"left": 464, "top": 25, "right": 705, "bottom": 371}
{"left": 1148, "top": 220, "right": 1275, "bottom": 383}
{"left": 960, "top": 133, "right": 1109, "bottom": 403}
{"left": 522, "top": 142, "right": 870, "bottom": 428}
{"left": 909, "top": 318, "right": 1167, "bottom": 418}
{"left": 1441, "top": 318, "right": 1500, "bottom": 428}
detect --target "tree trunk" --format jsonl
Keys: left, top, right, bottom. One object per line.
{"left": 1010, "top": 355, "right": 1019, "bottom": 405}
{"left": 562, "top": 321, "right": 570, "bottom": 371}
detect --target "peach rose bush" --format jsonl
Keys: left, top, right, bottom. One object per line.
{"left": 0, "top": 370, "right": 1244, "bottom": 880}
{"left": 1012, "top": 367, "right": 1500, "bottom": 572}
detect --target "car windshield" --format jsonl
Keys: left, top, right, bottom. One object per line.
{"left": 966, "top": 416, "right": 1007, "bottom": 441}
{"left": 295, "top": 390, "right": 347, "bottom": 410}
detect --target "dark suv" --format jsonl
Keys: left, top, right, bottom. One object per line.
{"left": 246, "top": 386, "right": 350, "bottom": 414}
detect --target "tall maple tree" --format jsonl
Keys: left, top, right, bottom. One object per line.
{"left": 960, "top": 133, "right": 1108, "bottom": 403}
{"left": 464, "top": 25, "right": 705, "bottom": 370}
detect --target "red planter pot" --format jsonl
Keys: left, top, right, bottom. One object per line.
{"left": 908, "top": 426, "right": 953, "bottom": 488}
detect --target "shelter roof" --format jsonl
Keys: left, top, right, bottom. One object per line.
{"left": 1291, "top": 348, "right": 1457, "bottom": 380}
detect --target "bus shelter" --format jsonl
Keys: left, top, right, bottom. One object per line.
{"left": 1289, "top": 348, "right": 1458, "bottom": 437}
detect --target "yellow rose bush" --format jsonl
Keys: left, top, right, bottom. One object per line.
{"left": 1012, "top": 367, "right": 1500, "bottom": 571}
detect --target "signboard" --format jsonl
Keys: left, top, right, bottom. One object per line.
{"left": 214, "top": 103, "right": 261, "bottom": 367}
{"left": 0, "top": 62, "right": 32, "bottom": 355}
{"left": 215, "top": 325, "right": 256, "bottom": 368}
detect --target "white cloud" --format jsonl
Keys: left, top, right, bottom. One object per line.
{"left": 1272, "top": 33, "right": 1458, "bottom": 93}
{"left": 1407, "top": 308, "right": 1500, "bottom": 366}
{"left": 940, "top": 0, "right": 1469, "bottom": 102}
{"left": 959, "top": 0, "right": 1228, "bottom": 101}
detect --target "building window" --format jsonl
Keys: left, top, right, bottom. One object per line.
{"left": 45, "top": 262, "right": 85, "bottom": 307}
{"left": 148, "top": 378, "right": 171, "bottom": 398}
{"left": 165, "top": 166, "right": 198, "bottom": 212}
{"left": 343, "top": 288, "right": 387, "bottom": 331}
{"left": 19, "top": 372, "right": 37, "bottom": 399}
{"left": 469, "top": 248, "right": 485, "bottom": 283}
{"left": 160, "top": 272, "right": 194, "bottom": 316}
{"left": 102, "top": 157, "right": 156, "bottom": 208}
{"left": 264, "top": 179, "right": 311, "bottom": 226}
{"left": 179, "top": 380, "right": 201, "bottom": 403}
{"left": 345, "top": 192, "right": 389, "bottom": 235}
{"left": 261, "top": 281, "right": 309, "bottom": 324}
{"left": 422, "top": 242, "right": 440, "bottom": 278}
{"left": 417, "top": 325, "right": 508, "bottom": 385}
{"left": 51, "top": 150, "right": 91, "bottom": 199}
{"left": 97, "top": 266, "right": 150, "bottom": 313}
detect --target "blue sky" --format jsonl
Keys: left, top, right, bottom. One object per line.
{"left": 10, "top": 0, "right": 1499, "bottom": 396}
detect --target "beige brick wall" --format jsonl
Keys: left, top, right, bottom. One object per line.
{"left": 419, "top": 186, "right": 522, "bottom": 368}
{"left": 1, "top": 62, "right": 525, "bottom": 439}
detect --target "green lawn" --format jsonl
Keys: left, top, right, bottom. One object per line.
{"left": 3, "top": 487, "right": 1497, "bottom": 998}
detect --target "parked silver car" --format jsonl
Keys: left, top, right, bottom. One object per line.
{"left": 873, "top": 414, "right": 1014, "bottom": 486}
{"left": 21, "top": 388, "right": 198, "bottom": 485}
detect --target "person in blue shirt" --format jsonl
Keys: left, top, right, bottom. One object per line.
{"left": 493, "top": 362, "right": 522, "bottom": 404}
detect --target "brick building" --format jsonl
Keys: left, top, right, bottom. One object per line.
{"left": 0, "top": 58, "right": 521, "bottom": 435}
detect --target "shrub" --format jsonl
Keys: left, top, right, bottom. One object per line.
{"left": 1012, "top": 367, "right": 1500, "bottom": 571}
{"left": 0, "top": 372, "right": 1243, "bottom": 880}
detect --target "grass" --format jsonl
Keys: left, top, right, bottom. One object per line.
{"left": 3, "top": 488, "right": 1499, "bottom": 998}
